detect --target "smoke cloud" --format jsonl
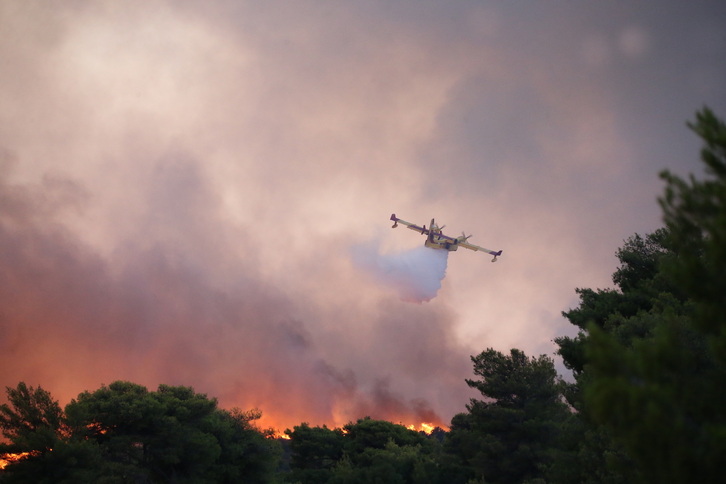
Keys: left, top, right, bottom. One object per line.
{"left": 0, "top": 160, "right": 470, "bottom": 431}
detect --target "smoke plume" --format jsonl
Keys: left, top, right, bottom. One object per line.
{"left": 0, "top": 160, "right": 471, "bottom": 432}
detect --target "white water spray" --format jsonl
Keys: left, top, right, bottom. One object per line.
{"left": 355, "top": 245, "right": 449, "bottom": 303}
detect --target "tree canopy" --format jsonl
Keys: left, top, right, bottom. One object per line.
{"left": 0, "top": 383, "right": 64, "bottom": 453}
{"left": 446, "top": 348, "right": 573, "bottom": 484}
{"left": 556, "top": 107, "right": 726, "bottom": 482}
{"left": 284, "top": 417, "right": 443, "bottom": 484}
{"left": 1, "top": 381, "right": 279, "bottom": 483}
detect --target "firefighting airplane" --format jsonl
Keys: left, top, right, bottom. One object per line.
{"left": 390, "top": 214, "right": 503, "bottom": 262}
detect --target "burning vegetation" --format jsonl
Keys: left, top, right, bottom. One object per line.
{"left": 0, "top": 452, "right": 35, "bottom": 470}
{"left": 0, "top": 381, "right": 453, "bottom": 482}
{"left": 407, "top": 422, "right": 438, "bottom": 434}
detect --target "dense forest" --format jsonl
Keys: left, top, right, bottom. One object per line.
{"left": 2, "top": 108, "right": 725, "bottom": 483}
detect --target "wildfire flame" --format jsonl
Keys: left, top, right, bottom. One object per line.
{"left": 0, "top": 451, "right": 36, "bottom": 470}
{"left": 406, "top": 422, "right": 441, "bottom": 434}
{"left": 268, "top": 421, "right": 443, "bottom": 440}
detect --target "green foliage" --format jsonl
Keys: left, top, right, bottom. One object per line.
{"left": 283, "top": 418, "right": 445, "bottom": 484}
{"left": 65, "top": 381, "right": 281, "bottom": 483}
{"left": 555, "top": 228, "right": 684, "bottom": 416}
{"left": 1, "top": 381, "right": 280, "bottom": 483}
{"left": 554, "top": 107, "right": 726, "bottom": 482}
{"left": 65, "top": 381, "right": 222, "bottom": 480}
{"left": 328, "top": 440, "right": 438, "bottom": 484}
{"left": 0, "top": 382, "right": 64, "bottom": 452}
{"left": 584, "top": 313, "right": 721, "bottom": 481}
{"left": 213, "top": 407, "right": 281, "bottom": 483}
{"left": 341, "top": 417, "right": 427, "bottom": 454}
{"left": 285, "top": 423, "right": 345, "bottom": 484}
{"left": 581, "top": 108, "right": 726, "bottom": 482}
{"left": 466, "top": 349, "right": 562, "bottom": 409}
{"left": 660, "top": 107, "right": 726, "bottom": 343}
{"left": 0, "top": 439, "right": 110, "bottom": 484}
{"left": 446, "top": 348, "right": 573, "bottom": 484}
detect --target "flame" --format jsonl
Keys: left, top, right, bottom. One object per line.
{"left": 0, "top": 451, "right": 36, "bottom": 470}
{"left": 267, "top": 421, "right": 446, "bottom": 441}
{"left": 420, "top": 422, "right": 436, "bottom": 434}
{"left": 270, "top": 430, "right": 291, "bottom": 440}
{"left": 405, "top": 422, "right": 442, "bottom": 434}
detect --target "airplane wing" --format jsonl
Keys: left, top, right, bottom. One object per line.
{"left": 458, "top": 240, "right": 503, "bottom": 261}
{"left": 390, "top": 214, "right": 430, "bottom": 235}
{"left": 391, "top": 213, "right": 503, "bottom": 261}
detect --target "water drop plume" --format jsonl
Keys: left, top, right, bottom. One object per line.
{"left": 355, "top": 244, "right": 449, "bottom": 302}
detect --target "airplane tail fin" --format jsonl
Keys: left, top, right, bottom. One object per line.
{"left": 491, "top": 250, "right": 503, "bottom": 262}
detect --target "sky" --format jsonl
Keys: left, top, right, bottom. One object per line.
{"left": 1, "top": 1, "right": 725, "bottom": 432}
